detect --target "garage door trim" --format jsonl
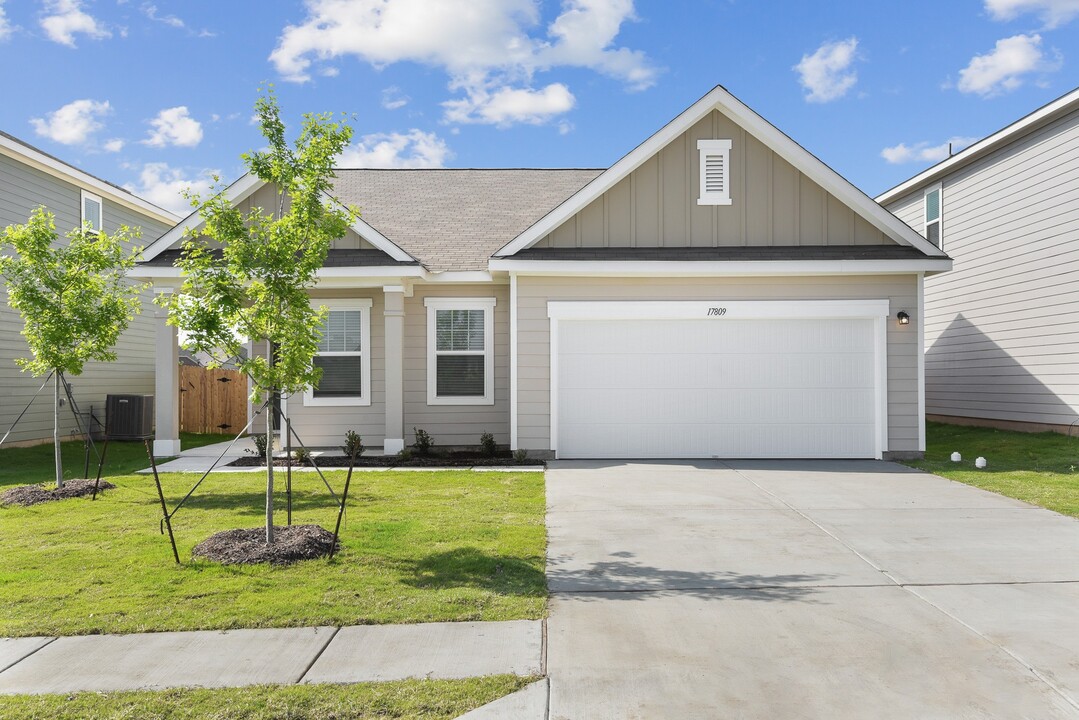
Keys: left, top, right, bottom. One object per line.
{"left": 547, "top": 299, "right": 891, "bottom": 459}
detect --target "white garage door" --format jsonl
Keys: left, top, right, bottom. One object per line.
{"left": 552, "top": 303, "right": 885, "bottom": 459}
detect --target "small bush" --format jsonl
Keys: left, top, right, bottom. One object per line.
{"left": 397, "top": 447, "right": 414, "bottom": 461}
{"left": 480, "top": 432, "right": 497, "bottom": 457}
{"left": 341, "top": 430, "right": 365, "bottom": 458}
{"left": 249, "top": 434, "right": 269, "bottom": 459}
{"left": 412, "top": 427, "right": 434, "bottom": 456}
{"left": 293, "top": 447, "right": 312, "bottom": 464}
{"left": 513, "top": 448, "right": 530, "bottom": 464}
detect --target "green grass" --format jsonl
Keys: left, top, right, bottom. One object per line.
{"left": 904, "top": 421, "right": 1079, "bottom": 517}
{"left": 0, "top": 676, "right": 535, "bottom": 720}
{"left": 0, "top": 440, "right": 546, "bottom": 636}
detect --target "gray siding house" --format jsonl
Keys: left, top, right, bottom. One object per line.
{"left": 0, "top": 131, "right": 179, "bottom": 444}
{"left": 878, "top": 87, "right": 1079, "bottom": 434}
{"left": 139, "top": 86, "right": 949, "bottom": 460}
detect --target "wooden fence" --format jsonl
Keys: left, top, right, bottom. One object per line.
{"left": 179, "top": 365, "right": 248, "bottom": 435}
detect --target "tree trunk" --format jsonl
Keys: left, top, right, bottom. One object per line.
{"left": 265, "top": 391, "right": 275, "bottom": 545}
{"left": 53, "top": 371, "right": 63, "bottom": 489}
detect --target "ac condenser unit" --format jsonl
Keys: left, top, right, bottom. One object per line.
{"left": 106, "top": 394, "right": 155, "bottom": 440}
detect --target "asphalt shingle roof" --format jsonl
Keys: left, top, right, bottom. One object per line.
{"left": 330, "top": 168, "right": 603, "bottom": 272}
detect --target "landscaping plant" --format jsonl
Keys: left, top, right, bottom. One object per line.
{"left": 341, "top": 430, "right": 365, "bottom": 458}
{"left": 412, "top": 427, "right": 435, "bottom": 457}
{"left": 160, "top": 87, "right": 357, "bottom": 544}
{"left": 0, "top": 208, "right": 144, "bottom": 488}
{"left": 480, "top": 432, "right": 497, "bottom": 457}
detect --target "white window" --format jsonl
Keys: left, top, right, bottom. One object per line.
{"left": 697, "top": 139, "right": 733, "bottom": 206}
{"left": 81, "top": 190, "right": 103, "bottom": 232}
{"left": 425, "top": 297, "right": 496, "bottom": 406}
{"left": 303, "top": 299, "right": 372, "bottom": 407}
{"left": 924, "top": 183, "right": 942, "bottom": 248}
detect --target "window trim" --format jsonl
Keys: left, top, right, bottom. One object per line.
{"left": 303, "top": 299, "right": 373, "bottom": 407}
{"left": 696, "top": 138, "right": 733, "bottom": 206}
{"left": 425, "top": 297, "right": 496, "bottom": 406}
{"left": 923, "top": 182, "right": 942, "bottom": 249}
{"left": 80, "top": 189, "right": 103, "bottom": 232}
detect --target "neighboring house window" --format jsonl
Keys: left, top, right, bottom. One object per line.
{"left": 425, "top": 297, "right": 496, "bottom": 406}
{"left": 697, "top": 139, "right": 733, "bottom": 206}
{"left": 303, "top": 299, "right": 372, "bottom": 407}
{"left": 924, "top": 183, "right": 942, "bottom": 248}
{"left": 81, "top": 190, "right": 103, "bottom": 232}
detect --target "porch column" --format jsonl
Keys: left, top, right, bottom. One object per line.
{"left": 382, "top": 285, "right": 406, "bottom": 454}
{"left": 153, "top": 293, "right": 181, "bottom": 457}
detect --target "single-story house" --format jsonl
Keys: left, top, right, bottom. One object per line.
{"left": 0, "top": 131, "right": 179, "bottom": 445}
{"left": 877, "top": 86, "right": 1079, "bottom": 435}
{"left": 138, "top": 85, "right": 950, "bottom": 460}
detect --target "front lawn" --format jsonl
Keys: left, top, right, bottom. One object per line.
{"left": 0, "top": 445, "right": 546, "bottom": 636}
{"left": 0, "top": 676, "right": 534, "bottom": 720}
{"left": 904, "top": 421, "right": 1079, "bottom": 518}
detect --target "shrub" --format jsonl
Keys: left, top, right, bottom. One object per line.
{"left": 412, "top": 427, "right": 434, "bottom": 456}
{"left": 397, "top": 447, "right": 414, "bottom": 461}
{"left": 480, "top": 432, "right": 497, "bottom": 457}
{"left": 341, "top": 430, "right": 365, "bottom": 458}
{"left": 293, "top": 446, "right": 312, "bottom": 464}
{"left": 513, "top": 448, "right": 530, "bottom": 464}
{"left": 250, "top": 433, "right": 269, "bottom": 459}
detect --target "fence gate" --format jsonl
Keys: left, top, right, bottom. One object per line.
{"left": 179, "top": 365, "right": 247, "bottom": 435}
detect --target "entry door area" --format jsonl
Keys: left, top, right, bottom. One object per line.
{"left": 550, "top": 302, "right": 887, "bottom": 459}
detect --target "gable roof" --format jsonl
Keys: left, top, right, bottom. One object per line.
{"left": 494, "top": 85, "right": 947, "bottom": 260}
{"left": 876, "top": 85, "right": 1079, "bottom": 205}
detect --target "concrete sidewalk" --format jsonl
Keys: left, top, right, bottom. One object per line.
{"left": 0, "top": 620, "right": 542, "bottom": 696}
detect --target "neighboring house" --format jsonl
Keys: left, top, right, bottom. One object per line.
{"left": 877, "top": 87, "right": 1079, "bottom": 435}
{"left": 138, "top": 86, "right": 949, "bottom": 460}
{"left": 0, "top": 131, "right": 179, "bottom": 445}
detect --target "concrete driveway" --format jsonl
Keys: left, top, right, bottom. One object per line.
{"left": 545, "top": 460, "right": 1079, "bottom": 719}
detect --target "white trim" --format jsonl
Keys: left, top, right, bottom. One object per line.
{"left": 697, "top": 139, "right": 732, "bottom": 206}
{"left": 923, "top": 182, "right": 942, "bottom": 250}
{"left": 493, "top": 258, "right": 952, "bottom": 276}
{"left": 246, "top": 339, "right": 254, "bottom": 430}
{"left": 424, "top": 297, "right": 496, "bottom": 406}
{"left": 874, "top": 315, "right": 889, "bottom": 459}
{"left": 549, "top": 316, "right": 559, "bottom": 458}
{"left": 876, "top": 86, "right": 1079, "bottom": 205}
{"left": 0, "top": 133, "right": 179, "bottom": 226}
{"left": 322, "top": 192, "right": 417, "bottom": 263}
{"left": 383, "top": 438, "right": 405, "bottom": 454}
{"left": 80, "top": 189, "right": 103, "bottom": 232}
{"left": 425, "top": 271, "right": 496, "bottom": 283}
{"left": 495, "top": 85, "right": 946, "bottom": 259}
{"left": 917, "top": 273, "right": 926, "bottom": 453}
{"left": 510, "top": 274, "right": 518, "bottom": 450}
{"left": 302, "top": 299, "right": 373, "bottom": 407}
{"left": 547, "top": 299, "right": 890, "bottom": 321}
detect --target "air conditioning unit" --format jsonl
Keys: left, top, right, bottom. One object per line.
{"left": 106, "top": 395, "right": 155, "bottom": 440}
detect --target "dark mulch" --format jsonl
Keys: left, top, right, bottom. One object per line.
{"left": 192, "top": 524, "right": 337, "bottom": 565}
{"left": 227, "top": 452, "right": 542, "bottom": 468}
{"left": 1, "top": 478, "right": 117, "bottom": 507}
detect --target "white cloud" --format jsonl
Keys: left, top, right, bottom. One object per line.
{"left": 794, "top": 37, "right": 860, "bottom": 103}
{"left": 381, "top": 86, "right": 410, "bottom": 110}
{"left": 142, "top": 106, "right": 203, "bottom": 148}
{"left": 985, "top": 0, "right": 1079, "bottom": 28}
{"left": 880, "top": 136, "right": 979, "bottom": 164}
{"left": 269, "top": 0, "right": 656, "bottom": 126}
{"left": 443, "top": 83, "right": 575, "bottom": 126}
{"left": 30, "top": 98, "right": 111, "bottom": 145}
{"left": 141, "top": 3, "right": 184, "bottom": 29}
{"left": 40, "top": 0, "right": 111, "bottom": 47}
{"left": 0, "top": 1, "right": 13, "bottom": 42}
{"left": 337, "top": 129, "right": 452, "bottom": 168}
{"left": 103, "top": 137, "right": 125, "bottom": 152}
{"left": 957, "top": 33, "right": 1061, "bottom": 96}
{"left": 123, "top": 163, "right": 217, "bottom": 215}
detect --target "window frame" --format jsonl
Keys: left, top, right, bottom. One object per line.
{"left": 302, "top": 299, "right": 373, "bottom": 407}
{"left": 696, "top": 138, "right": 733, "bottom": 206}
{"left": 425, "top": 297, "right": 496, "bottom": 406}
{"left": 80, "top": 189, "right": 103, "bottom": 232}
{"left": 923, "top": 182, "right": 943, "bottom": 249}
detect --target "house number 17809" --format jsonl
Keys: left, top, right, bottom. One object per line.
{"left": 707, "top": 307, "right": 727, "bottom": 316}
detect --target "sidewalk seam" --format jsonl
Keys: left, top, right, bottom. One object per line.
{"left": 294, "top": 626, "right": 341, "bottom": 685}
{"left": 0, "top": 637, "right": 58, "bottom": 676}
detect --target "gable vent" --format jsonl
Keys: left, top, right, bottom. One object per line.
{"left": 697, "top": 139, "right": 732, "bottom": 206}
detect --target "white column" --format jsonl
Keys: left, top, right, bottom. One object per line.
{"left": 153, "top": 295, "right": 181, "bottom": 457}
{"left": 382, "top": 285, "right": 406, "bottom": 454}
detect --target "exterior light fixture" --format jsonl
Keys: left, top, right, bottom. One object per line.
{"left": 897, "top": 311, "right": 910, "bottom": 325}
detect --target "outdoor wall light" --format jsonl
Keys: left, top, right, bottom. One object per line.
{"left": 897, "top": 311, "right": 910, "bottom": 325}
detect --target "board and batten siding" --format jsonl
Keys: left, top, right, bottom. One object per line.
{"left": 533, "top": 110, "right": 894, "bottom": 249}
{"left": 884, "top": 106, "right": 1079, "bottom": 429}
{"left": 0, "top": 152, "right": 170, "bottom": 444}
{"left": 515, "top": 275, "right": 921, "bottom": 454}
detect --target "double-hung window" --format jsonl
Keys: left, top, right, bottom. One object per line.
{"left": 81, "top": 190, "right": 103, "bottom": 233}
{"left": 924, "top": 183, "right": 942, "bottom": 248}
{"left": 425, "top": 298, "right": 496, "bottom": 405}
{"left": 303, "top": 299, "right": 372, "bottom": 406}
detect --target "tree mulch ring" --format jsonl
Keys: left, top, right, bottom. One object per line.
{"left": 192, "top": 524, "right": 337, "bottom": 566}
{"left": 227, "top": 451, "right": 543, "bottom": 468}
{"left": 1, "top": 478, "right": 117, "bottom": 507}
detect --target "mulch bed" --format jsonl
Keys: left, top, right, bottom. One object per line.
{"left": 1, "top": 478, "right": 117, "bottom": 507}
{"left": 227, "top": 452, "right": 542, "bottom": 468}
{"left": 192, "top": 524, "right": 337, "bottom": 565}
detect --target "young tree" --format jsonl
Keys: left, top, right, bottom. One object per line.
{"left": 161, "top": 88, "right": 356, "bottom": 544}
{"left": 0, "top": 209, "right": 144, "bottom": 488}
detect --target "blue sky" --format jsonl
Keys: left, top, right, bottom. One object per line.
{"left": 1, "top": 0, "right": 1077, "bottom": 215}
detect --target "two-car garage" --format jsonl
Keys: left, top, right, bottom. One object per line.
{"left": 549, "top": 300, "right": 890, "bottom": 460}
